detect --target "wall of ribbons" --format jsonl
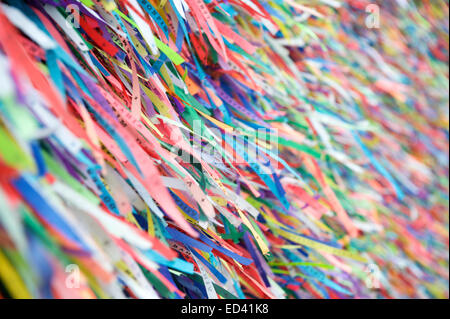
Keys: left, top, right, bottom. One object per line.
{"left": 0, "top": 0, "right": 448, "bottom": 299}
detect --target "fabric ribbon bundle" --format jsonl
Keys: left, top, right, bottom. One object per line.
{"left": 0, "top": 0, "right": 448, "bottom": 299}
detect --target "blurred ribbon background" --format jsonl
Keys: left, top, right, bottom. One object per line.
{"left": 0, "top": 0, "right": 448, "bottom": 299}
